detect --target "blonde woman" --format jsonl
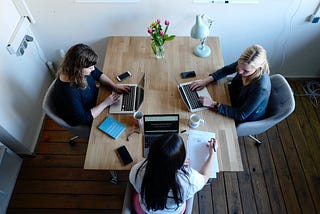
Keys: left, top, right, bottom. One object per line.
{"left": 190, "top": 44, "right": 271, "bottom": 123}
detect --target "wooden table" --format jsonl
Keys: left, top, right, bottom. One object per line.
{"left": 84, "top": 36, "right": 243, "bottom": 172}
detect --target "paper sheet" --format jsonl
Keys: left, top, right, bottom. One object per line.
{"left": 187, "top": 130, "right": 219, "bottom": 178}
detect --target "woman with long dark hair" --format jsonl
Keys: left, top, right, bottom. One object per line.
{"left": 52, "top": 43, "right": 129, "bottom": 126}
{"left": 129, "top": 133, "right": 216, "bottom": 213}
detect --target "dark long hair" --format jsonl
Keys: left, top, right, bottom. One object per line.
{"left": 60, "top": 43, "right": 98, "bottom": 88}
{"left": 136, "top": 133, "right": 188, "bottom": 211}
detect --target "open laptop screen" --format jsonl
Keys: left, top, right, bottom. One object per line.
{"left": 144, "top": 114, "right": 179, "bottom": 134}
{"left": 134, "top": 73, "right": 145, "bottom": 111}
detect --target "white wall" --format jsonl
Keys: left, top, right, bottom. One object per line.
{"left": 25, "top": 0, "right": 320, "bottom": 77}
{"left": 0, "top": 0, "right": 52, "bottom": 154}
{"left": 0, "top": 0, "right": 318, "bottom": 153}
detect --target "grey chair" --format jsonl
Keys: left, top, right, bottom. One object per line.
{"left": 236, "top": 74, "right": 295, "bottom": 145}
{"left": 42, "top": 79, "right": 90, "bottom": 144}
{"left": 121, "top": 183, "right": 194, "bottom": 214}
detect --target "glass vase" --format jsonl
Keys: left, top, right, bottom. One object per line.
{"left": 155, "top": 45, "right": 165, "bottom": 59}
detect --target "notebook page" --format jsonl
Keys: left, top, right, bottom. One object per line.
{"left": 187, "top": 130, "right": 219, "bottom": 178}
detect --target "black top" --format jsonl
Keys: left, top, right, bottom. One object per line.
{"left": 52, "top": 68, "right": 102, "bottom": 126}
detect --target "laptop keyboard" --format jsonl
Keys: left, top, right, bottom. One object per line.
{"left": 121, "top": 86, "right": 135, "bottom": 111}
{"left": 182, "top": 84, "right": 203, "bottom": 109}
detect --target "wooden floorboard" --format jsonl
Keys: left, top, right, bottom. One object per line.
{"left": 237, "top": 137, "right": 257, "bottom": 214}
{"left": 7, "top": 79, "right": 320, "bottom": 214}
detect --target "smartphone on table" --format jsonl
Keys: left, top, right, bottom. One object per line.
{"left": 117, "top": 71, "right": 132, "bottom": 82}
{"left": 116, "top": 145, "right": 133, "bottom": 165}
{"left": 181, "top": 70, "right": 196, "bottom": 79}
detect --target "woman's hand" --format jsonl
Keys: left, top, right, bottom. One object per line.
{"left": 113, "top": 84, "right": 131, "bottom": 93}
{"left": 207, "top": 138, "right": 217, "bottom": 156}
{"left": 91, "top": 93, "right": 120, "bottom": 119}
{"left": 189, "top": 76, "right": 214, "bottom": 91}
{"left": 190, "top": 80, "right": 207, "bottom": 91}
{"left": 104, "top": 93, "right": 120, "bottom": 106}
{"left": 199, "top": 96, "right": 218, "bottom": 108}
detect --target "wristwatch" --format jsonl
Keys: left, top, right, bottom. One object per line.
{"left": 213, "top": 102, "right": 221, "bottom": 112}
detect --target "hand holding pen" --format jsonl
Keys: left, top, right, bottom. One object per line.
{"left": 207, "top": 138, "right": 217, "bottom": 155}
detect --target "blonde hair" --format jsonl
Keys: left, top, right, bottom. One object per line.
{"left": 238, "top": 44, "right": 270, "bottom": 85}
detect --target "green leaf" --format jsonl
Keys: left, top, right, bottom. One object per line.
{"left": 165, "top": 35, "right": 175, "bottom": 41}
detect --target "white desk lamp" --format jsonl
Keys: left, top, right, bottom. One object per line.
{"left": 190, "top": 14, "right": 214, "bottom": 58}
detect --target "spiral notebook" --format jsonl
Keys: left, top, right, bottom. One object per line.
{"left": 98, "top": 116, "right": 126, "bottom": 139}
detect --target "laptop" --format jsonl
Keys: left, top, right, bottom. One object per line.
{"left": 143, "top": 114, "right": 179, "bottom": 158}
{"left": 174, "top": 77, "right": 213, "bottom": 113}
{"left": 109, "top": 73, "right": 145, "bottom": 114}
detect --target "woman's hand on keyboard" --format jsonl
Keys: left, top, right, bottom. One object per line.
{"left": 199, "top": 96, "right": 216, "bottom": 108}
{"left": 104, "top": 93, "right": 121, "bottom": 106}
{"left": 190, "top": 76, "right": 214, "bottom": 91}
{"left": 190, "top": 80, "right": 205, "bottom": 91}
{"left": 113, "top": 84, "right": 131, "bottom": 93}
{"left": 91, "top": 93, "right": 121, "bottom": 118}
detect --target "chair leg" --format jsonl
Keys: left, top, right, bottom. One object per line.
{"left": 69, "top": 136, "right": 79, "bottom": 145}
{"left": 248, "top": 135, "right": 262, "bottom": 146}
{"left": 110, "top": 170, "right": 119, "bottom": 184}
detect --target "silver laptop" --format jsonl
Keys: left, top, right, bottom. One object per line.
{"left": 143, "top": 114, "right": 179, "bottom": 158}
{"left": 109, "top": 73, "right": 145, "bottom": 114}
{"left": 174, "top": 78, "right": 213, "bottom": 112}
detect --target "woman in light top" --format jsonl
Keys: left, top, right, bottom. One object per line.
{"left": 129, "top": 133, "right": 217, "bottom": 214}
{"left": 52, "top": 43, "right": 130, "bottom": 126}
{"left": 190, "top": 44, "right": 271, "bottom": 123}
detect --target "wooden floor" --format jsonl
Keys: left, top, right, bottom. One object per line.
{"left": 7, "top": 79, "right": 320, "bottom": 214}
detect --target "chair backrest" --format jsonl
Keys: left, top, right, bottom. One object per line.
{"left": 42, "top": 79, "right": 90, "bottom": 138}
{"left": 237, "top": 74, "right": 295, "bottom": 137}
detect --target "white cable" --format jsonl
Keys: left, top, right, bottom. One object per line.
{"left": 30, "top": 40, "right": 47, "bottom": 64}
{"left": 279, "top": 0, "right": 303, "bottom": 72}
{"left": 295, "top": 80, "right": 320, "bottom": 108}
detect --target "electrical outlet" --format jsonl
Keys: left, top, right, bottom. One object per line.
{"left": 15, "top": 35, "right": 34, "bottom": 56}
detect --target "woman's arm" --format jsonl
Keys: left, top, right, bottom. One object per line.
{"left": 190, "top": 62, "right": 238, "bottom": 91}
{"left": 190, "top": 76, "right": 214, "bottom": 91}
{"left": 99, "top": 73, "right": 116, "bottom": 87}
{"left": 199, "top": 138, "right": 217, "bottom": 183}
{"left": 99, "top": 74, "right": 130, "bottom": 93}
{"left": 90, "top": 93, "right": 120, "bottom": 118}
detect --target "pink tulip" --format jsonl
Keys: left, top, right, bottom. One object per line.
{"left": 147, "top": 28, "right": 152, "bottom": 34}
{"left": 157, "top": 19, "right": 161, "bottom": 24}
{"left": 165, "top": 20, "right": 170, "bottom": 25}
{"left": 160, "top": 31, "right": 164, "bottom": 36}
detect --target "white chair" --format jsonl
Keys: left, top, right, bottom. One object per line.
{"left": 42, "top": 79, "right": 90, "bottom": 144}
{"left": 121, "top": 183, "right": 194, "bottom": 214}
{"left": 237, "top": 74, "right": 295, "bottom": 145}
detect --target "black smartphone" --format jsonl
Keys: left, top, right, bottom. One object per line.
{"left": 181, "top": 70, "right": 196, "bottom": 79}
{"left": 116, "top": 145, "right": 133, "bottom": 165}
{"left": 116, "top": 71, "right": 132, "bottom": 82}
